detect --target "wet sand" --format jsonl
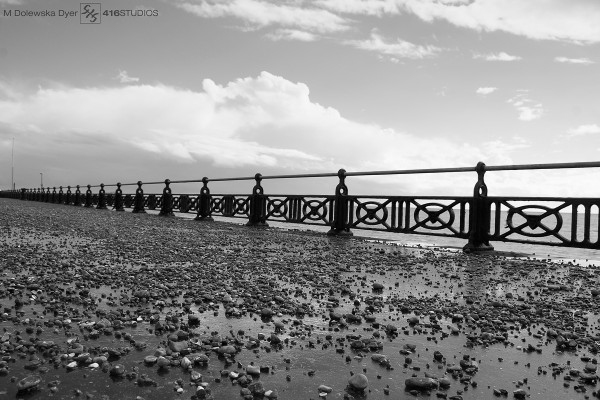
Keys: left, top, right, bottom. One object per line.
{"left": 2, "top": 199, "right": 600, "bottom": 400}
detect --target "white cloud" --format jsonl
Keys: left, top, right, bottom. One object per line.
{"left": 567, "top": 124, "right": 600, "bottom": 137}
{"left": 266, "top": 29, "right": 317, "bottom": 42}
{"left": 116, "top": 70, "right": 140, "bottom": 84}
{"left": 554, "top": 56, "right": 595, "bottom": 65}
{"left": 473, "top": 52, "right": 521, "bottom": 62}
{"left": 317, "top": 0, "right": 600, "bottom": 44}
{"left": 507, "top": 93, "right": 543, "bottom": 121}
{"left": 315, "top": 0, "right": 403, "bottom": 16}
{"left": 476, "top": 87, "right": 497, "bottom": 95}
{"left": 0, "top": 72, "right": 530, "bottom": 194}
{"left": 345, "top": 30, "right": 441, "bottom": 59}
{"left": 177, "top": 0, "right": 349, "bottom": 34}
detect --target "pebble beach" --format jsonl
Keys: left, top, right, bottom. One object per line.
{"left": 2, "top": 198, "right": 600, "bottom": 400}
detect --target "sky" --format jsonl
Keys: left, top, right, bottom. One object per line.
{"left": 0, "top": 0, "right": 599, "bottom": 197}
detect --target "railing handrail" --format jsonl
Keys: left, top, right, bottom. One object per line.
{"left": 8, "top": 160, "right": 596, "bottom": 190}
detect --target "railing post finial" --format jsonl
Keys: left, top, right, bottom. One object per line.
{"left": 474, "top": 161, "right": 487, "bottom": 197}
{"left": 328, "top": 168, "right": 353, "bottom": 236}
{"left": 195, "top": 177, "right": 213, "bottom": 221}
{"left": 66, "top": 185, "right": 72, "bottom": 205}
{"left": 246, "top": 173, "right": 268, "bottom": 227}
{"left": 84, "top": 185, "right": 92, "bottom": 207}
{"left": 96, "top": 183, "right": 107, "bottom": 210}
{"left": 463, "top": 161, "right": 493, "bottom": 253}
{"left": 74, "top": 185, "right": 81, "bottom": 206}
{"left": 132, "top": 181, "right": 146, "bottom": 213}
{"left": 159, "top": 179, "right": 174, "bottom": 216}
{"left": 114, "top": 182, "right": 125, "bottom": 211}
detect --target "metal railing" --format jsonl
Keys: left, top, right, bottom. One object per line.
{"left": 3, "top": 161, "right": 600, "bottom": 252}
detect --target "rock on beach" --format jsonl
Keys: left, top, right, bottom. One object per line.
{"left": 348, "top": 373, "right": 368, "bottom": 391}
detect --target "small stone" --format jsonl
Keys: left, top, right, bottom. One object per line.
{"left": 219, "top": 345, "right": 237, "bottom": 355}
{"left": 168, "top": 341, "right": 188, "bottom": 353}
{"left": 513, "top": 389, "right": 527, "bottom": 399}
{"left": 405, "top": 377, "right": 438, "bottom": 391}
{"left": 246, "top": 365, "right": 261, "bottom": 376}
{"left": 249, "top": 381, "right": 265, "bottom": 395}
{"left": 348, "top": 374, "right": 368, "bottom": 391}
{"left": 318, "top": 385, "right": 333, "bottom": 393}
{"left": 144, "top": 356, "right": 157, "bottom": 365}
{"left": 66, "top": 361, "right": 78, "bottom": 370}
{"left": 584, "top": 363, "right": 597, "bottom": 373}
{"left": 109, "top": 364, "right": 125, "bottom": 377}
{"left": 157, "top": 356, "right": 170, "bottom": 369}
{"left": 16, "top": 375, "right": 42, "bottom": 392}
{"left": 180, "top": 357, "right": 192, "bottom": 369}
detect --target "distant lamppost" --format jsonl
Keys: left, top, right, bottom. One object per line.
{"left": 40, "top": 172, "right": 43, "bottom": 189}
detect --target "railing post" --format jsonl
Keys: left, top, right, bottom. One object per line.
{"left": 132, "top": 181, "right": 146, "bottom": 213}
{"left": 463, "top": 162, "right": 494, "bottom": 252}
{"left": 20, "top": 188, "right": 25, "bottom": 200}
{"left": 114, "top": 182, "right": 124, "bottom": 211}
{"left": 74, "top": 185, "right": 81, "bottom": 206}
{"left": 44, "top": 187, "right": 49, "bottom": 202}
{"left": 51, "top": 187, "right": 56, "bottom": 203}
{"left": 159, "top": 179, "right": 174, "bottom": 216}
{"left": 84, "top": 185, "right": 92, "bottom": 208}
{"left": 246, "top": 173, "right": 268, "bottom": 227}
{"left": 97, "top": 183, "right": 107, "bottom": 210}
{"left": 327, "top": 169, "right": 353, "bottom": 236}
{"left": 66, "top": 186, "right": 72, "bottom": 205}
{"left": 195, "top": 177, "right": 213, "bottom": 221}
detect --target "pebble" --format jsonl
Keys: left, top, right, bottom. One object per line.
{"left": 109, "top": 364, "right": 125, "bottom": 377}
{"left": 405, "top": 377, "right": 439, "bottom": 391}
{"left": 348, "top": 374, "right": 368, "bottom": 391}
{"left": 16, "top": 375, "right": 42, "bottom": 392}
{"left": 318, "top": 385, "right": 333, "bottom": 393}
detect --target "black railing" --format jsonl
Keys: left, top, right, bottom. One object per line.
{"left": 3, "top": 161, "right": 600, "bottom": 252}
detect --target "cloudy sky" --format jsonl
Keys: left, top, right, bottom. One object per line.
{"left": 0, "top": 0, "right": 599, "bottom": 197}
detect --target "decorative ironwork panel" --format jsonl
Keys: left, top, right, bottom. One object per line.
{"left": 348, "top": 196, "right": 470, "bottom": 239}
{"left": 178, "top": 195, "right": 190, "bottom": 213}
{"left": 261, "top": 196, "right": 331, "bottom": 226}
{"left": 301, "top": 198, "right": 330, "bottom": 224}
{"left": 146, "top": 194, "right": 156, "bottom": 210}
{"left": 188, "top": 196, "right": 198, "bottom": 212}
{"left": 210, "top": 195, "right": 250, "bottom": 218}
{"left": 124, "top": 194, "right": 133, "bottom": 208}
{"left": 487, "top": 197, "right": 600, "bottom": 248}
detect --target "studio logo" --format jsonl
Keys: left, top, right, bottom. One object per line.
{"left": 80, "top": 3, "right": 101, "bottom": 24}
